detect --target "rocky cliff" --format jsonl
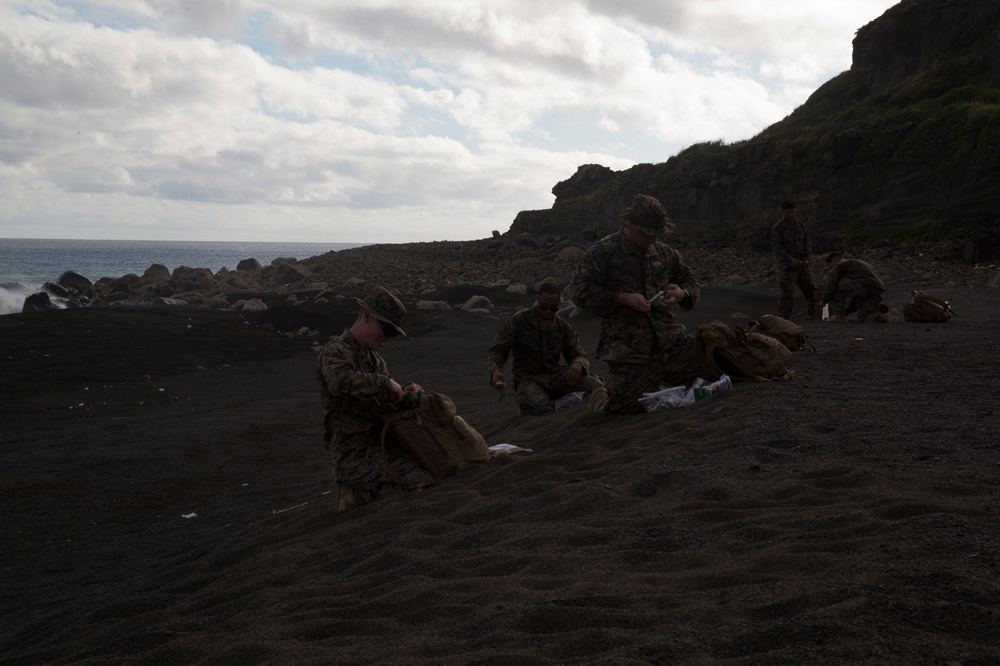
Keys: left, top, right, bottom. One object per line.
{"left": 509, "top": 0, "right": 1000, "bottom": 246}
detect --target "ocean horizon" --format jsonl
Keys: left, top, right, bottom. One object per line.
{"left": 0, "top": 238, "right": 368, "bottom": 315}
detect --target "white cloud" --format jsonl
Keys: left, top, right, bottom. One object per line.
{"left": 0, "top": 0, "right": 899, "bottom": 242}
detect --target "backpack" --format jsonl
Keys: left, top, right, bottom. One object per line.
{"left": 748, "top": 314, "right": 816, "bottom": 351}
{"left": 903, "top": 290, "right": 955, "bottom": 323}
{"left": 380, "top": 391, "right": 490, "bottom": 489}
{"left": 694, "top": 321, "right": 793, "bottom": 382}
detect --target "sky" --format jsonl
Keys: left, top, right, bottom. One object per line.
{"left": 0, "top": 0, "right": 899, "bottom": 244}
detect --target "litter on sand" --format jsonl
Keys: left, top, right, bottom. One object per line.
{"left": 639, "top": 374, "right": 733, "bottom": 412}
{"left": 489, "top": 443, "right": 534, "bottom": 457}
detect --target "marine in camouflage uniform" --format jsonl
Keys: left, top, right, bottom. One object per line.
{"left": 822, "top": 253, "right": 886, "bottom": 322}
{"left": 571, "top": 194, "right": 701, "bottom": 415}
{"left": 487, "top": 283, "right": 605, "bottom": 415}
{"left": 316, "top": 286, "right": 433, "bottom": 511}
{"left": 770, "top": 201, "right": 817, "bottom": 319}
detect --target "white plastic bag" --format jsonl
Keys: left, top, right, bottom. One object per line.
{"left": 554, "top": 391, "right": 586, "bottom": 410}
{"left": 638, "top": 385, "right": 694, "bottom": 412}
{"left": 640, "top": 375, "right": 733, "bottom": 411}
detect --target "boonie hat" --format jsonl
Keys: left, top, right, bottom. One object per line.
{"left": 355, "top": 286, "right": 407, "bottom": 337}
{"left": 619, "top": 194, "right": 675, "bottom": 236}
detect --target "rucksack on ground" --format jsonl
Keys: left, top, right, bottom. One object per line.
{"left": 903, "top": 290, "right": 955, "bottom": 323}
{"left": 749, "top": 314, "right": 817, "bottom": 351}
{"left": 380, "top": 391, "right": 489, "bottom": 489}
{"left": 694, "top": 321, "right": 793, "bottom": 382}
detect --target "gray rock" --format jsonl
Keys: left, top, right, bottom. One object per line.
{"left": 460, "top": 295, "right": 494, "bottom": 311}
{"left": 141, "top": 264, "right": 171, "bottom": 285}
{"left": 509, "top": 258, "right": 555, "bottom": 285}
{"left": 237, "top": 258, "right": 262, "bottom": 271}
{"left": 234, "top": 298, "right": 267, "bottom": 312}
{"left": 416, "top": 300, "right": 452, "bottom": 310}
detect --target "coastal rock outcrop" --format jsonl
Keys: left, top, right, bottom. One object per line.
{"left": 507, "top": 0, "right": 1000, "bottom": 257}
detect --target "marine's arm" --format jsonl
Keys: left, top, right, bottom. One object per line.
{"left": 571, "top": 244, "right": 620, "bottom": 317}
{"left": 560, "top": 320, "right": 590, "bottom": 372}
{"left": 671, "top": 249, "right": 699, "bottom": 311}
{"left": 317, "top": 349, "right": 398, "bottom": 407}
{"left": 487, "top": 314, "right": 519, "bottom": 385}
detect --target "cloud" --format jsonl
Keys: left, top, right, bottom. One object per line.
{"left": 0, "top": 0, "right": 898, "bottom": 242}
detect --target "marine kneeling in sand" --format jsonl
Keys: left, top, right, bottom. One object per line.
{"left": 487, "top": 282, "right": 606, "bottom": 414}
{"left": 822, "top": 252, "right": 889, "bottom": 322}
{"left": 316, "top": 286, "right": 434, "bottom": 510}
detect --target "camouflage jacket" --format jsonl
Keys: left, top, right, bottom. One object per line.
{"left": 770, "top": 217, "right": 812, "bottom": 269}
{"left": 570, "top": 230, "right": 699, "bottom": 364}
{"left": 487, "top": 307, "right": 591, "bottom": 379}
{"left": 823, "top": 258, "right": 885, "bottom": 302}
{"left": 316, "top": 328, "right": 396, "bottom": 444}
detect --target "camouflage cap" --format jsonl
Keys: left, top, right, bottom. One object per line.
{"left": 619, "top": 194, "right": 676, "bottom": 236}
{"left": 355, "top": 286, "right": 407, "bottom": 337}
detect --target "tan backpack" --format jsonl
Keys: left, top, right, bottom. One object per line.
{"left": 749, "top": 314, "right": 817, "bottom": 351}
{"left": 694, "top": 321, "right": 793, "bottom": 382}
{"left": 903, "top": 290, "right": 955, "bottom": 323}
{"left": 380, "top": 391, "right": 489, "bottom": 489}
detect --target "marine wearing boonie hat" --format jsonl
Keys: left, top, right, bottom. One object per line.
{"left": 619, "top": 194, "right": 676, "bottom": 236}
{"left": 355, "top": 286, "right": 407, "bottom": 337}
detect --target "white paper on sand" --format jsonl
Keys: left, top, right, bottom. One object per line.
{"left": 489, "top": 443, "right": 533, "bottom": 456}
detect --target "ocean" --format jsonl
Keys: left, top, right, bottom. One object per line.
{"left": 0, "top": 238, "right": 367, "bottom": 315}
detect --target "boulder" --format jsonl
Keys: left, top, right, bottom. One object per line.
{"left": 22, "top": 292, "right": 56, "bottom": 312}
{"left": 152, "top": 297, "right": 189, "bottom": 306}
{"left": 138, "top": 283, "right": 174, "bottom": 299}
{"left": 416, "top": 300, "right": 452, "bottom": 310}
{"left": 460, "top": 295, "right": 494, "bottom": 311}
{"left": 556, "top": 245, "right": 586, "bottom": 264}
{"left": 275, "top": 262, "right": 312, "bottom": 284}
{"left": 41, "top": 282, "right": 70, "bottom": 299}
{"left": 234, "top": 298, "right": 268, "bottom": 312}
{"left": 110, "top": 274, "right": 141, "bottom": 296}
{"left": 341, "top": 277, "right": 368, "bottom": 290}
{"left": 56, "top": 271, "right": 92, "bottom": 294}
{"left": 171, "top": 267, "right": 217, "bottom": 293}
{"left": 509, "top": 258, "right": 556, "bottom": 285}
{"left": 141, "top": 264, "right": 171, "bottom": 285}
{"left": 237, "top": 258, "right": 262, "bottom": 271}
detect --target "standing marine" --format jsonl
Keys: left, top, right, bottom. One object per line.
{"left": 770, "top": 200, "right": 818, "bottom": 319}
{"left": 571, "top": 194, "right": 700, "bottom": 414}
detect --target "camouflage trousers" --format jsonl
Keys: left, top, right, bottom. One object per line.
{"left": 604, "top": 335, "right": 701, "bottom": 415}
{"left": 827, "top": 277, "right": 885, "bottom": 322}
{"left": 514, "top": 370, "right": 606, "bottom": 415}
{"left": 325, "top": 432, "right": 435, "bottom": 511}
{"left": 778, "top": 265, "right": 817, "bottom": 319}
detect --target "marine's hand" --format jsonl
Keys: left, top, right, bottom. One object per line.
{"left": 387, "top": 379, "right": 405, "bottom": 404}
{"left": 558, "top": 361, "right": 583, "bottom": 388}
{"left": 618, "top": 292, "right": 650, "bottom": 312}
{"left": 491, "top": 369, "right": 505, "bottom": 389}
{"left": 661, "top": 284, "right": 686, "bottom": 305}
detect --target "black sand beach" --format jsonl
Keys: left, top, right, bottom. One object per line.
{"left": 2, "top": 284, "right": 999, "bottom": 664}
